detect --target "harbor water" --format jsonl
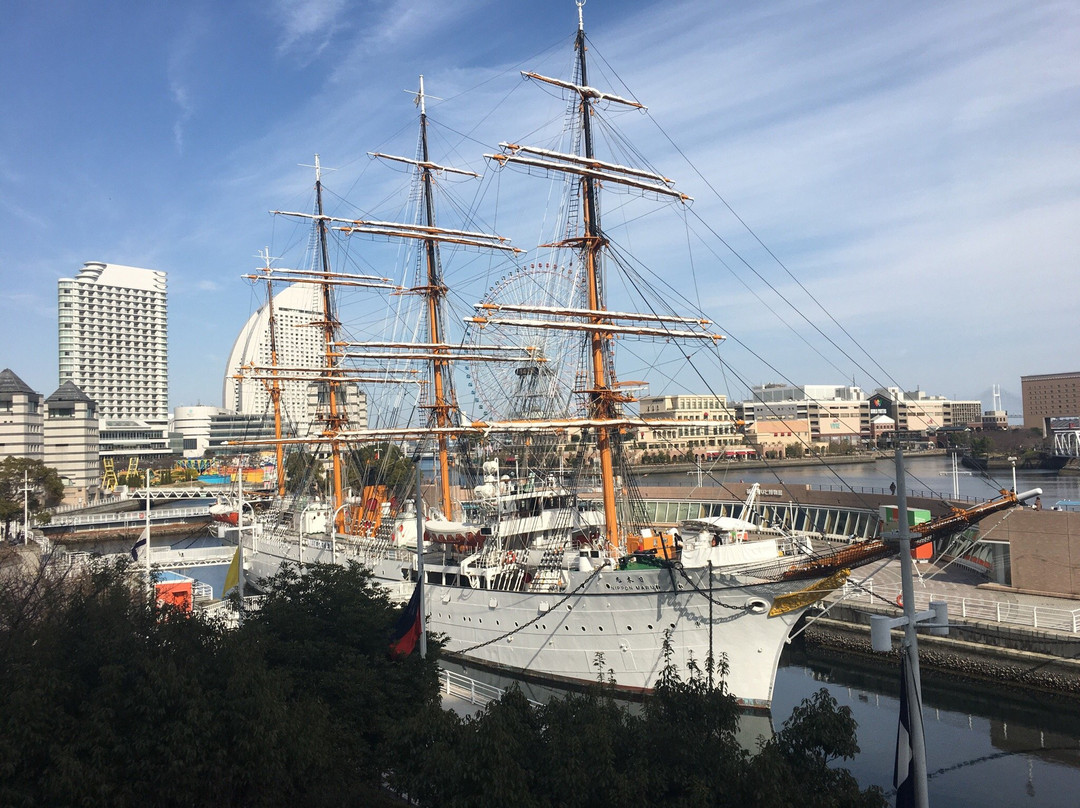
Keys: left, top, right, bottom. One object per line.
{"left": 638, "top": 454, "right": 1080, "bottom": 505}
{"left": 776, "top": 643, "right": 1080, "bottom": 807}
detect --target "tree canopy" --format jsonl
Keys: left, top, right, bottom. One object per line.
{"left": 0, "top": 457, "right": 64, "bottom": 532}
{"left": 0, "top": 556, "right": 885, "bottom": 807}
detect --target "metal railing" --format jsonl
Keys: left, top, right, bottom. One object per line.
{"left": 439, "top": 668, "right": 543, "bottom": 709}
{"left": 49, "top": 506, "right": 210, "bottom": 528}
{"left": 831, "top": 579, "right": 1080, "bottom": 634}
{"left": 810, "top": 483, "right": 979, "bottom": 504}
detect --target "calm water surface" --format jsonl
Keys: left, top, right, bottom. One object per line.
{"left": 776, "top": 645, "right": 1080, "bottom": 808}
{"left": 640, "top": 454, "right": 1080, "bottom": 505}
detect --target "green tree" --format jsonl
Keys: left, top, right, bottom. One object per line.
{"left": 284, "top": 449, "right": 326, "bottom": 496}
{"left": 345, "top": 442, "right": 414, "bottom": 490}
{"left": 0, "top": 457, "right": 64, "bottom": 537}
{"left": 0, "top": 558, "right": 437, "bottom": 807}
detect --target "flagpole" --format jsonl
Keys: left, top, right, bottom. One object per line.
{"left": 415, "top": 461, "right": 426, "bottom": 659}
{"left": 22, "top": 469, "right": 30, "bottom": 544}
{"left": 145, "top": 467, "right": 152, "bottom": 594}
{"left": 237, "top": 459, "right": 246, "bottom": 610}
{"left": 893, "top": 446, "right": 929, "bottom": 808}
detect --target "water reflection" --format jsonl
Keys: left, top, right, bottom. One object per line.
{"left": 441, "top": 641, "right": 1080, "bottom": 807}
{"left": 778, "top": 643, "right": 1080, "bottom": 807}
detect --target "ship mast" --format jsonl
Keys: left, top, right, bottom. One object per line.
{"left": 482, "top": 1, "right": 708, "bottom": 555}
{"left": 257, "top": 248, "right": 287, "bottom": 499}
{"left": 573, "top": 7, "right": 621, "bottom": 554}
{"left": 313, "top": 155, "right": 347, "bottom": 522}
{"left": 416, "top": 76, "right": 456, "bottom": 520}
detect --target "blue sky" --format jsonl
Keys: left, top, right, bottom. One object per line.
{"left": 1, "top": 0, "right": 1077, "bottom": 416}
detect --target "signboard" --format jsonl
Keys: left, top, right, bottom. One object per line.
{"left": 1049, "top": 416, "right": 1080, "bottom": 431}
{"left": 868, "top": 394, "right": 893, "bottom": 419}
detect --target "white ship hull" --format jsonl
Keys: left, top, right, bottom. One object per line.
{"left": 238, "top": 532, "right": 809, "bottom": 709}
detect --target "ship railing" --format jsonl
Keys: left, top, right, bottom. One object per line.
{"left": 439, "top": 668, "right": 543, "bottom": 709}
{"left": 810, "top": 483, "right": 980, "bottom": 504}
{"left": 830, "top": 579, "right": 1080, "bottom": 634}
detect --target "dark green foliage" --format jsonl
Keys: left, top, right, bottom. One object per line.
{"left": 0, "top": 457, "right": 64, "bottom": 532}
{"left": 345, "top": 442, "right": 414, "bottom": 489}
{"left": 284, "top": 449, "right": 326, "bottom": 496}
{"left": 390, "top": 648, "right": 886, "bottom": 808}
{"left": 1, "top": 556, "right": 883, "bottom": 807}
{"left": 0, "top": 558, "right": 437, "bottom": 807}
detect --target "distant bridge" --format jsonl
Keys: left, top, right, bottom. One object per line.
{"left": 47, "top": 505, "right": 211, "bottom": 530}
{"left": 64, "top": 545, "right": 235, "bottom": 570}
{"left": 1053, "top": 430, "right": 1080, "bottom": 458}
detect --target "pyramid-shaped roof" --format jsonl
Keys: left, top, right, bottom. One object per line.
{"left": 0, "top": 368, "right": 38, "bottom": 396}
{"left": 46, "top": 380, "right": 95, "bottom": 405}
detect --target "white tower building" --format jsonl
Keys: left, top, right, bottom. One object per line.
{"left": 224, "top": 283, "right": 332, "bottom": 435}
{"left": 57, "top": 262, "right": 168, "bottom": 421}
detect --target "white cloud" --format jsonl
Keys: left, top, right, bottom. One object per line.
{"left": 270, "top": 0, "right": 348, "bottom": 59}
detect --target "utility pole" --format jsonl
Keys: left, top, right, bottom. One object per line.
{"left": 870, "top": 447, "right": 950, "bottom": 808}
{"left": 21, "top": 469, "right": 30, "bottom": 544}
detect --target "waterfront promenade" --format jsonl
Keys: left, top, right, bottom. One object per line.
{"left": 810, "top": 557, "right": 1080, "bottom": 696}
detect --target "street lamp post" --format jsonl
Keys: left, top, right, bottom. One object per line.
{"left": 1008, "top": 456, "right": 1018, "bottom": 493}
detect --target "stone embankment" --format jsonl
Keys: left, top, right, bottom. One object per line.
{"left": 803, "top": 559, "right": 1080, "bottom": 698}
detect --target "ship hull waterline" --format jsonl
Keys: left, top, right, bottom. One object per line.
{"left": 241, "top": 536, "right": 812, "bottom": 710}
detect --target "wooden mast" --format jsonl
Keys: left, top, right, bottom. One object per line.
{"left": 416, "top": 77, "right": 456, "bottom": 520}
{"left": 257, "top": 248, "right": 287, "bottom": 499}
{"left": 313, "top": 156, "right": 347, "bottom": 524}
{"left": 575, "top": 7, "right": 620, "bottom": 555}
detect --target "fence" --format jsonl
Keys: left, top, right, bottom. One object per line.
{"left": 48, "top": 506, "right": 210, "bottom": 528}
{"left": 831, "top": 579, "right": 1080, "bottom": 634}
{"left": 439, "top": 668, "right": 543, "bottom": 709}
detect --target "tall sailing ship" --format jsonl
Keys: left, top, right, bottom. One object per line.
{"left": 224, "top": 3, "right": 1033, "bottom": 709}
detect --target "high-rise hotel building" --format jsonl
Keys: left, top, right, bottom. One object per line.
{"left": 57, "top": 262, "right": 168, "bottom": 421}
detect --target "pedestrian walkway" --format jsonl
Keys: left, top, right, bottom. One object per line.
{"left": 825, "top": 558, "right": 1080, "bottom": 635}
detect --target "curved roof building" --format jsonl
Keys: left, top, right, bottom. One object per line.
{"left": 223, "top": 283, "right": 325, "bottom": 433}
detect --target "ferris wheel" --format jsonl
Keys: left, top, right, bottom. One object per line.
{"left": 463, "top": 261, "right": 587, "bottom": 423}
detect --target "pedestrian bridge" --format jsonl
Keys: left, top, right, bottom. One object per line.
{"left": 65, "top": 544, "right": 235, "bottom": 570}
{"left": 1054, "top": 430, "right": 1080, "bottom": 458}
{"left": 48, "top": 505, "right": 211, "bottom": 529}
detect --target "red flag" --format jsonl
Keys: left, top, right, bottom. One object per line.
{"left": 389, "top": 584, "right": 422, "bottom": 657}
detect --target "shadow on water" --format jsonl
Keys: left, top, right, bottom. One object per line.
{"left": 778, "top": 636, "right": 1080, "bottom": 807}
{"left": 438, "top": 658, "right": 775, "bottom": 752}
{"left": 784, "top": 637, "right": 1080, "bottom": 749}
